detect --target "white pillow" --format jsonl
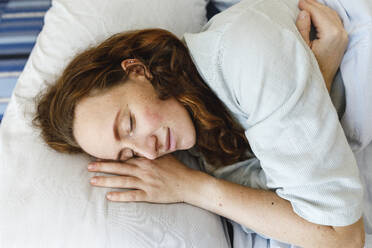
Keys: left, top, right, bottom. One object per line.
{"left": 0, "top": 0, "right": 231, "bottom": 247}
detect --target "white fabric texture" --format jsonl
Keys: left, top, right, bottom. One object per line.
{"left": 184, "top": 0, "right": 364, "bottom": 240}
{"left": 0, "top": 0, "right": 232, "bottom": 247}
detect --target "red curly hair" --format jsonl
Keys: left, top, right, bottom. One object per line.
{"left": 32, "top": 28, "right": 252, "bottom": 168}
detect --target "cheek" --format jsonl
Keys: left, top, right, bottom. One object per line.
{"left": 144, "top": 106, "right": 163, "bottom": 125}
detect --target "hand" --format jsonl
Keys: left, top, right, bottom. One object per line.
{"left": 296, "top": 0, "right": 348, "bottom": 92}
{"left": 87, "top": 154, "right": 197, "bottom": 203}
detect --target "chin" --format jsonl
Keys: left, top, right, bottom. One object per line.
{"left": 185, "top": 136, "right": 197, "bottom": 150}
{"left": 175, "top": 126, "right": 196, "bottom": 151}
{"left": 174, "top": 138, "right": 194, "bottom": 152}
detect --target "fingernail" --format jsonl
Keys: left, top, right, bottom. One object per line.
{"left": 88, "top": 164, "right": 95, "bottom": 170}
{"left": 90, "top": 178, "right": 97, "bottom": 184}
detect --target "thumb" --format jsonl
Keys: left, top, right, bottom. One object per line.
{"left": 296, "top": 10, "right": 311, "bottom": 47}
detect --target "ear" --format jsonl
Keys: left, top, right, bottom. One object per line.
{"left": 120, "top": 58, "right": 141, "bottom": 72}
{"left": 120, "top": 59, "right": 153, "bottom": 79}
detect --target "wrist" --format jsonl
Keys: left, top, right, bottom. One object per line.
{"left": 318, "top": 64, "right": 337, "bottom": 92}
{"left": 323, "top": 71, "right": 335, "bottom": 92}
{"left": 183, "top": 169, "right": 219, "bottom": 207}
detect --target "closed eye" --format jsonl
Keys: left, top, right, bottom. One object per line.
{"left": 116, "top": 110, "right": 136, "bottom": 162}
{"left": 129, "top": 112, "right": 136, "bottom": 134}
{"left": 130, "top": 114, "right": 133, "bottom": 132}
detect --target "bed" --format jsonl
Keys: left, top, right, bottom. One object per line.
{"left": 0, "top": 0, "right": 371, "bottom": 247}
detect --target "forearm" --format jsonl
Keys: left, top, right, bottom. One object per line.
{"left": 186, "top": 170, "right": 356, "bottom": 248}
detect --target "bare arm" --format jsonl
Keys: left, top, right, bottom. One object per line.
{"left": 185, "top": 170, "right": 365, "bottom": 248}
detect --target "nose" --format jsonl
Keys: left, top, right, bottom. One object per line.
{"left": 131, "top": 134, "right": 158, "bottom": 160}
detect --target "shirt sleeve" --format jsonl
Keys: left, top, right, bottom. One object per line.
{"left": 219, "top": 6, "right": 364, "bottom": 226}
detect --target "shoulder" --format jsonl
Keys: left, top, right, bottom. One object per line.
{"left": 183, "top": 0, "right": 306, "bottom": 72}
{"left": 183, "top": 0, "right": 318, "bottom": 123}
{"left": 218, "top": 0, "right": 309, "bottom": 81}
{"left": 218, "top": 1, "right": 320, "bottom": 125}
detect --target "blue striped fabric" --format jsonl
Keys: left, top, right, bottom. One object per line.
{"left": 0, "top": 0, "right": 51, "bottom": 123}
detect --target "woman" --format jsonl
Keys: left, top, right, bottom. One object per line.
{"left": 32, "top": 0, "right": 365, "bottom": 247}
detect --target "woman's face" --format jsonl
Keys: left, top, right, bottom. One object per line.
{"left": 73, "top": 60, "right": 196, "bottom": 161}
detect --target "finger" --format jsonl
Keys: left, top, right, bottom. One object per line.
{"left": 126, "top": 157, "right": 153, "bottom": 170}
{"left": 300, "top": 0, "right": 330, "bottom": 16}
{"left": 298, "top": 0, "right": 324, "bottom": 17}
{"left": 91, "top": 175, "right": 144, "bottom": 189}
{"left": 296, "top": 10, "right": 311, "bottom": 46}
{"left": 88, "top": 161, "right": 140, "bottom": 177}
{"left": 300, "top": 0, "right": 344, "bottom": 38}
{"left": 305, "top": 0, "right": 327, "bottom": 9}
{"left": 298, "top": 0, "right": 328, "bottom": 32}
{"left": 107, "top": 190, "right": 147, "bottom": 202}
{"left": 94, "top": 158, "right": 112, "bottom": 163}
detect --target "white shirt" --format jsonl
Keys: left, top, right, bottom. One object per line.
{"left": 183, "top": 0, "right": 364, "bottom": 227}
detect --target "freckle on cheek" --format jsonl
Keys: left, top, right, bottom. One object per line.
{"left": 145, "top": 107, "right": 163, "bottom": 123}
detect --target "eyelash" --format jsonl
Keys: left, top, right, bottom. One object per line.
{"left": 117, "top": 113, "right": 136, "bottom": 161}
{"left": 129, "top": 114, "right": 136, "bottom": 158}
{"left": 130, "top": 115, "right": 133, "bottom": 132}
